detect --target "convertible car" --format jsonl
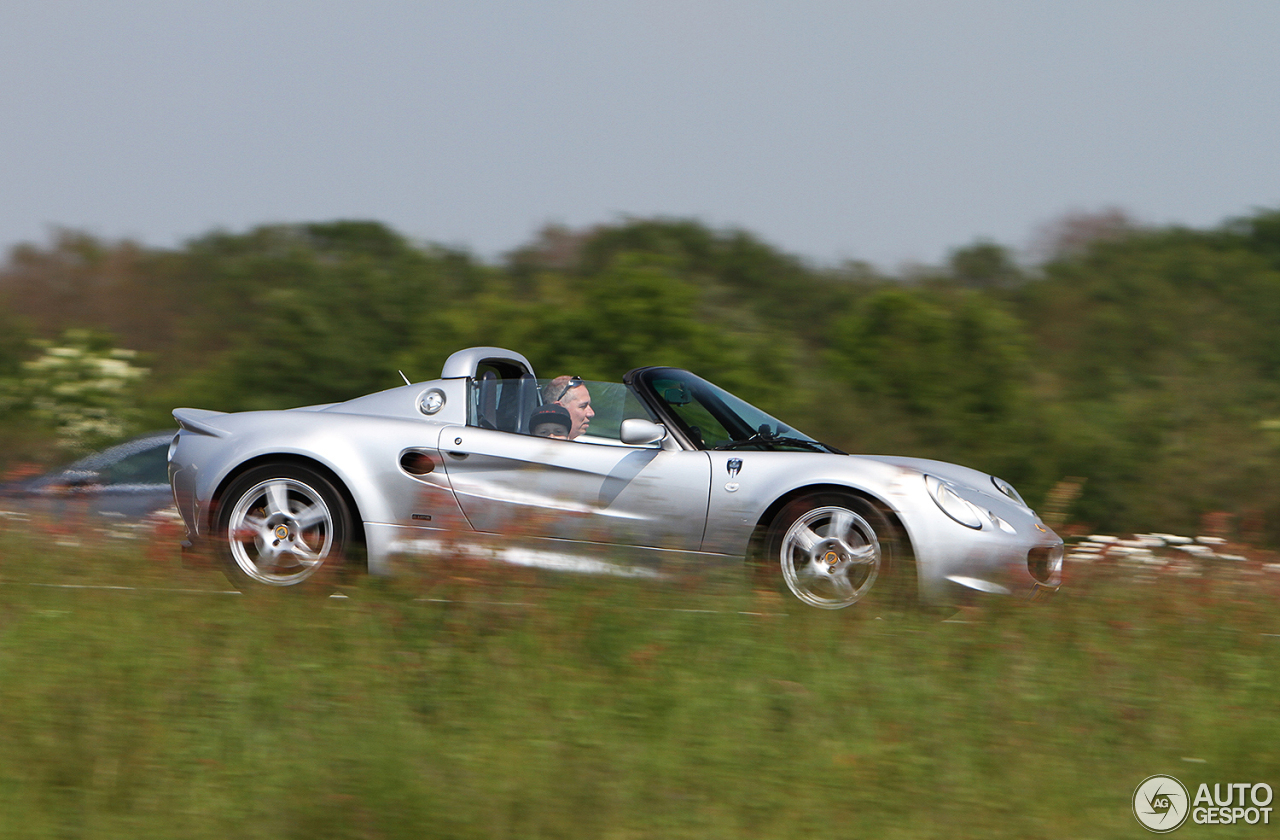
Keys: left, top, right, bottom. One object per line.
{"left": 168, "top": 347, "right": 1062, "bottom": 608}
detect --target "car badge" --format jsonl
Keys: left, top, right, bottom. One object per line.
{"left": 726, "top": 458, "right": 742, "bottom": 478}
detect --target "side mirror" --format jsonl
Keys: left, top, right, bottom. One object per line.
{"left": 619, "top": 419, "right": 667, "bottom": 446}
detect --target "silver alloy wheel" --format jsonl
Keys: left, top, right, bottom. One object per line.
{"left": 780, "top": 505, "right": 881, "bottom": 609}
{"left": 226, "top": 477, "right": 334, "bottom": 585}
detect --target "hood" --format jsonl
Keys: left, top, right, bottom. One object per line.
{"left": 855, "top": 454, "right": 998, "bottom": 491}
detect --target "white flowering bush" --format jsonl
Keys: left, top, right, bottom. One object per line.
{"left": 3, "top": 331, "right": 149, "bottom": 453}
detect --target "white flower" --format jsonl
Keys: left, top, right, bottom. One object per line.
{"left": 5, "top": 334, "right": 151, "bottom": 452}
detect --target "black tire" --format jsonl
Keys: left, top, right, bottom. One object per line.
{"left": 762, "top": 491, "right": 907, "bottom": 610}
{"left": 215, "top": 463, "right": 352, "bottom": 591}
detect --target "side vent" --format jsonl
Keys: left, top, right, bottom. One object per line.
{"left": 400, "top": 451, "right": 437, "bottom": 476}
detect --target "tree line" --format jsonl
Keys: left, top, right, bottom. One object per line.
{"left": 3, "top": 210, "right": 1279, "bottom": 545}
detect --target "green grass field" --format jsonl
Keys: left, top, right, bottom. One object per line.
{"left": 1, "top": 520, "right": 1278, "bottom": 839}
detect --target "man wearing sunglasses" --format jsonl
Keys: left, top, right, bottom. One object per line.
{"left": 544, "top": 375, "right": 594, "bottom": 440}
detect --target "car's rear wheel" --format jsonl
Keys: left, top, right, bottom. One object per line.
{"left": 216, "top": 464, "right": 351, "bottom": 590}
{"left": 764, "top": 491, "right": 901, "bottom": 610}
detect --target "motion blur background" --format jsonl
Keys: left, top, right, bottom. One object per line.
{"left": 3, "top": 7, "right": 1280, "bottom": 836}
{"left": 3, "top": 1, "right": 1279, "bottom": 545}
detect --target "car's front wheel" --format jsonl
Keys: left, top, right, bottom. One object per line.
{"left": 216, "top": 463, "right": 351, "bottom": 590}
{"left": 765, "top": 491, "right": 900, "bottom": 610}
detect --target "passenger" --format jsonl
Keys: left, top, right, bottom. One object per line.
{"left": 529, "top": 403, "right": 571, "bottom": 439}
{"left": 544, "top": 375, "right": 594, "bottom": 439}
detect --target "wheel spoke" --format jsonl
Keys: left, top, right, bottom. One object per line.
{"left": 294, "top": 503, "right": 328, "bottom": 531}
{"left": 797, "top": 558, "right": 825, "bottom": 583}
{"left": 230, "top": 525, "right": 261, "bottom": 542}
{"left": 251, "top": 547, "right": 278, "bottom": 571}
{"left": 790, "top": 525, "right": 821, "bottom": 555}
{"left": 828, "top": 570, "right": 856, "bottom": 600}
{"left": 847, "top": 544, "right": 877, "bottom": 565}
{"left": 264, "top": 481, "right": 293, "bottom": 517}
{"left": 829, "top": 508, "right": 854, "bottom": 538}
{"left": 286, "top": 538, "right": 322, "bottom": 562}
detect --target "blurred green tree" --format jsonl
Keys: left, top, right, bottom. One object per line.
{"left": 160, "top": 222, "right": 473, "bottom": 412}
{"left": 948, "top": 240, "right": 1022, "bottom": 290}
{"left": 403, "top": 250, "right": 798, "bottom": 410}
{"left": 826, "top": 288, "right": 1032, "bottom": 443}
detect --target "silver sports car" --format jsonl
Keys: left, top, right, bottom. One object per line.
{"left": 168, "top": 346, "right": 1063, "bottom": 608}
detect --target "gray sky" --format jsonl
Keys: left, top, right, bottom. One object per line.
{"left": 3, "top": 1, "right": 1278, "bottom": 269}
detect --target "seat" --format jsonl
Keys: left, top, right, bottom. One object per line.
{"left": 514, "top": 374, "right": 539, "bottom": 434}
{"left": 476, "top": 371, "right": 499, "bottom": 430}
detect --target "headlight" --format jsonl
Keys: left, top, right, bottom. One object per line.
{"left": 991, "top": 476, "right": 1027, "bottom": 507}
{"left": 168, "top": 434, "right": 180, "bottom": 463}
{"left": 925, "top": 475, "right": 984, "bottom": 529}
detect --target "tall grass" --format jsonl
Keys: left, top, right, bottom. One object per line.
{"left": 1, "top": 520, "right": 1278, "bottom": 838}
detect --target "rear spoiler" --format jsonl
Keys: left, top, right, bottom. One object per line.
{"left": 172, "top": 408, "right": 229, "bottom": 437}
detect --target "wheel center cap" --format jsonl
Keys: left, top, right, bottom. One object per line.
{"left": 822, "top": 550, "right": 840, "bottom": 566}
{"left": 274, "top": 525, "right": 290, "bottom": 540}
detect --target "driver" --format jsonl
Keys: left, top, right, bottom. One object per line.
{"left": 544, "top": 375, "right": 594, "bottom": 439}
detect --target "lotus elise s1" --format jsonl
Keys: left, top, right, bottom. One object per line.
{"left": 168, "top": 347, "right": 1063, "bottom": 608}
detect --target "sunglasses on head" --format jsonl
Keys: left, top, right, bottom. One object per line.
{"left": 546, "top": 376, "right": 583, "bottom": 404}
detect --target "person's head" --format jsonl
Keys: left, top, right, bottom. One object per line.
{"left": 529, "top": 403, "right": 571, "bottom": 439}
{"left": 545, "top": 375, "right": 594, "bottom": 439}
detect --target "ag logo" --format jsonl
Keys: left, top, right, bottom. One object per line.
{"left": 1134, "top": 775, "right": 1190, "bottom": 832}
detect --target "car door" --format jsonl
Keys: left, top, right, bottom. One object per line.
{"left": 435, "top": 425, "right": 711, "bottom": 552}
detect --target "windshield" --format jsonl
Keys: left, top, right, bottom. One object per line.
{"left": 635, "top": 368, "right": 837, "bottom": 452}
